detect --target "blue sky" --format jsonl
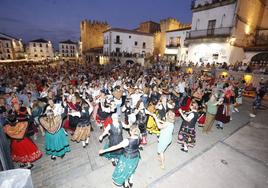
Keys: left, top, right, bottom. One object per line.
{"left": 0, "top": 0, "right": 192, "bottom": 45}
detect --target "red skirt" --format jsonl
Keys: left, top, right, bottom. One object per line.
{"left": 11, "top": 137, "right": 42, "bottom": 163}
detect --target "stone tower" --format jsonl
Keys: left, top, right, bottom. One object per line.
{"left": 153, "top": 18, "right": 187, "bottom": 55}
{"left": 80, "top": 20, "right": 110, "bottom": 53}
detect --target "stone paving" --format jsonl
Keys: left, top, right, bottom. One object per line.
{"left": 28, "top": 98, "right": 268, "bottom": 188}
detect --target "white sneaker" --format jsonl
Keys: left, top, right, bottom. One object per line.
{"left": 249, "top": 113, "right": 256, "bottom": 118}
{"left": 234, "top": 108, "right": 239, "bottom": 112}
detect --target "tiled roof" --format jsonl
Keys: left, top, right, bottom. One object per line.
{"left": 59, "top": 40, "right": 77, "bottom": 44}
{"left": 104, "top": 28, "right": 154, "bottom": 36}
{"left": 29, "top": 38, "right": 49, "bottom": 43}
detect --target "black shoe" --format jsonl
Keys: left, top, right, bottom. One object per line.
{"left": 181, "top": 148, "right": 188, "bottom": 153}
{"left": 61, "top": 154, "right": 65, "bottom": 159}
{"left": 20, "top": 163, "right": 27, "bottom": 168}
{"left": 26, "top": 164, "right": 34, "bottom": 169}
{"left": 123, "top": 182, "right": 130, "bottom": 188}
{"left": 86, "top": 142, "right": 89, "bottom": 146}
{"left": 128, "top": 180, "right": 133, "bottom": 188}
{"left": 51, "top": 156, "right": 56, "bottom": 160}
{"left": 83, "top": 145, "right": 86, "bottom": 148}
{"left": 112, "top": 161, "right": 117, "bottom": 166}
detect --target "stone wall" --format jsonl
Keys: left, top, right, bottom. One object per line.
{"left": 80, "top": 20, "right": 110, "bottom": 53}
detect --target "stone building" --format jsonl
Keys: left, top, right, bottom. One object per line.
{"left": 27, "top": 39, "right": 54, "bottom": 60}
{"left": 59, "top": 40, "right": 79, "bottom": 61}
{"left": 0, "top": 33, "right": 24, "bottom": 60}
{"left": 80, "top": 20, "right": 110, "bottom": 53}
{"left": 186, "top": 0, "right": 268, "bottom": 64}
{"left": 136, "top": 21, "right": 160, "bottom": 34}
{"left": 154, "top": 18, "right": 191, "bottom": 56}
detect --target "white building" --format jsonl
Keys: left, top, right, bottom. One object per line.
{"left": 28, "top": 39, "right": 54, "bottom": 60}
{"left": 0, "top": 33, "right": 24, "bottom": 60}
{"left": 186, "top": 0, "right": 268, "bottom": 65}
{"left": 103, "top": 28, "right": 154, "bottom": 56}
{"left": 165, "top": 27, "right": 191, "bottom": 62}
{"left": 59, "top": 40, "right": 79, "bottom": 61}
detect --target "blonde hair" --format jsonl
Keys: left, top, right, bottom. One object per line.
{"left": 130, "top": 125, "right": 141, "bottom": 137}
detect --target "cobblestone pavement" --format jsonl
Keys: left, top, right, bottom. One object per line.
{"left": 28, "top": 98, "right": 268, "bottom": 188}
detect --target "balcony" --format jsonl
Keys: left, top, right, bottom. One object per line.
{"left": 114, "top": 40, "right": 122, "bottom": 44}
{"left": 186, "top": 27, "right": 232, "bottom": 40}
{"left": 191, "top": 0, "right": 236, "bottom": 12}
{"left": 166, "top": 44, "right": 181, "bottom": 48}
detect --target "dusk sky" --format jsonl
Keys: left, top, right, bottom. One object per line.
{"left": 0, "top": 0, "right": 192, "bottom": 46}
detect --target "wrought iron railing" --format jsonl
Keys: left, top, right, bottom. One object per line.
{"left": 186, "top": 27, "right": 232, "bottom": 39}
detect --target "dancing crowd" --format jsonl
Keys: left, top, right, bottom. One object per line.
{"left": 0, "top": 60, "right": 267, "bottom": 187}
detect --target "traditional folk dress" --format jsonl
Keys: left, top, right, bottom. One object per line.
{"left": 4, "top": 112, "right": 42, "bottom": 163}
{"left": 41, "top": 104, "right": 70, "bottom": 157}
{"left": 136, "top": 110, "right": 148, "bottom": 145}
{"left": 103, "top": 123, "right": 123, "bottom": 161}
{"left": 178, "top": 111, "right": 199, "bottom": 145}
{"left": 72, "top": 103, "right": 93, "bottom": 142}
{"left": 146, "top": 103, "right": 160, "bottom": 135}
{"left": 112, "top": 138, "right": 140, "bottom": 186}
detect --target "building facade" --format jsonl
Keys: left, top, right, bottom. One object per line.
{"left": 103, "top": 28, "right": 154, "bottom": 56}
{"left": 186, "top": 0, "right": 268, "bottom": 64}
{"left": 28, "top": 39, "right": 54, "bottom": 60}
{"left": 80, "top": 20, "right": 110, "bottom": 53}
{"left": 59, "top": 40, "right": 79, "bottom": 61}
{"left": 0, "top": 33, "right": 24, "bottom": 60}
{"left": 164, "top": 27, "right": 191, "bottom": 62}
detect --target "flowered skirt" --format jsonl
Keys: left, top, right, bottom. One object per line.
{"left": 146, "top": 116, "right": 160, "bottom": 135}
{"left": 112, "top": 154, "right": 140, "bottom": 186}
{"left": 45, "top": 128, "right": 70, "bottom": 157}
{"left": 178, "top": 126, "right": 196, "bottom": 144}
{"left": 11, "top": 137, "right": 42, "bottom": 163}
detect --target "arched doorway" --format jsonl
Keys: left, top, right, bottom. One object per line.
{"left": 251, "top": 52, "right": 268, "bottom": 62}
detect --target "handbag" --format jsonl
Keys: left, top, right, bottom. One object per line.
{"left": 4, "top": 121, "right": 28, "bottom": 139}
{"left": 39, "top": 115, "right": 62, "bottom": 134}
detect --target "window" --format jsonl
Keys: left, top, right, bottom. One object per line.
{"left": 142, "top": 42, "right": 146, "bottom": 48}
{"left": 34, "top": 54, "right": 38, "bottom": 57}
{"left": 7, "top": 54, "right": 11, "bottom": 59}
{"left": 33, "top": 43, "right": 36, "bottom": 47}
{"left": 6, "top": 43, "right": 9, "bottom": 48}
{"left": 46, "top": 44, "right": 48, "bottom": 48}
{"left": 207, "top": 20, "right": 216, "bottom": 35}
{"left": 39, "top": 43, "right": 42, "bottom": 47}
{"left": 6, "top": 49, "right": 10, "bottom": 53}
{"left": 34, "top": 49, "right": 37, "bottom": 52}
{"left": 135, "top": 41, "right": 138, "bottom": 46}
{"left": 66, "top": 46, "right": 68, "bottom": 49}
{"left": 62, "top": 54, "right": 65, "bottom": 57}
{"left": 116, "top": 35, "right": 121, "bottom": 44}
{"left": 62, "top": 45, "right": 64, "bottom": 49}
{"left": 40, "top": 49, "right": 43, "bottom": 52}
{"left": 129, "top": 35, "right": 131, "bottom": 39}
{"left": 116, "top": 48, "right": 120, "bottom": 53}
{"left": 62, "top": 50, "right": 64, "bottom": 53}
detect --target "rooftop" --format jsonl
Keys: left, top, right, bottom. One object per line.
{"left": 166, "top": 26, "right": 192, "bottom": 33}
{"left": 59, "top": 40, "right": 77, "bottom": 44}
{"left": 0, "top": 32, "right": 20, "bottom": 41}
{"left": 29, "top": 38, "right": 49, "bottom": 43}
{"left": 0, "top": 37, "right": 11, "bottom": 41}
{"left": 104, "top": 28, "right": 154, "bottom": 36}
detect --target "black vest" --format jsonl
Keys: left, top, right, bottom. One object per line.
{"left": 124, "top": 138, "right": 140, "bottom": 158}
{"left": 108, "top": 123, "right": 123, "bottom": 148}
{"left": 181, "top": 111, "right": 198, "bottom": 129}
